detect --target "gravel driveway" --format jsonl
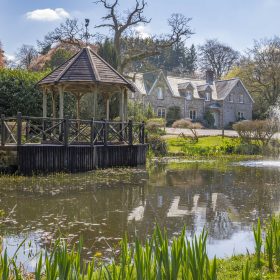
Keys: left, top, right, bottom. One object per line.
{"left": 164, "top": 127, "right": 239, "bottom": 137}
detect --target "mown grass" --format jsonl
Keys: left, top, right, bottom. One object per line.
{"left": 166, "top": 136, "right": 261, "bottom": 157}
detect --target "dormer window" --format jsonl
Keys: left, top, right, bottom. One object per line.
{"left": 186, "top": 91, "right": 192, "bottom": 100}
{"left": 157, "top": 87, "right": 163, "bottom": 100}
{"left": 205, "top": 92, "right": 210, "bottom": 101}
{"left": 239, "top": 93, "right": 244, "bottom": 103}
{"left": 229, "top": 93, "right": 233, "bottom": 102}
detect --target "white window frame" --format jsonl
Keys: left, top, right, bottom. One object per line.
{"left": 157, "top": 107, "right": 166, "bottom": 118}
{"left": 189, "top": 110, "right": 196, "bottom": 120}
{"left": 205, "top": 92, "right": 210, "bottom": 101}
{"left": 239, "top": 93, "right": 244, "bottom": 103}
{"left": 238, "top": 111, "right": 244, "bottom": 119}
{"left": 229, "top": 93, "right": 233, "bottom": 102}
{"left": 157, "top": 87, "right": 164, "bottom": 100}
{"left": 131, "top": 91, "right": 135, "bottom": 99}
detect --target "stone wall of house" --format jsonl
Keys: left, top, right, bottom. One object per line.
{"left": 223, "top": 81, "right": 253, "bottom": 127}
{"left": 143, "top": 75, "right": 185, "bottom": 118}
{"left": 185, "top": 99, "right": 205, "bottom": 120}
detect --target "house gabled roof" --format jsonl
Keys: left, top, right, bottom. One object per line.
{"left": 215, "top": 78, "right": 254, "bottom": 102}
{"left": 215, "top": 79, "right": 239, "bottom": 100}
{"left": 128, "top": 71, "right": 253, "bottom": 102}
{"left": 38, "top": 47, "right": 135, "bottom": 91}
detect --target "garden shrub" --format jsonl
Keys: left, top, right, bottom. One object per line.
{"left": 147, "top": 134, "right": 167, "bottom": 156}
{"left": 233, "top": 120, "right": 278, "bottom": 146}
{"left": 234, "top": 143, "right": 261, "bottom": 155}
{"left": 146, "top": 118, "right": 166, "bottom": 135}
{"left": 172, "top": 119, "right": 203, "bottom": 142}
{"left": 203, "top": 111, "right": 215, "bottom": 128}
{"left": 166, "top": 106, "right": 181, "bottom": 126}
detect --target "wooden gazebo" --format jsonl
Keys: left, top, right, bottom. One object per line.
{"left": 0, "top": 47, "right": 147, "bottom": 175}
{"left": 38, "top": 46, "right": 135, "bottom": 121}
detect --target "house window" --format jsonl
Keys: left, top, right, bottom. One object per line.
{"left": 239, "top": 93, "right": 244, "bottom": 103}
{"left": 189, "top": 110, "right": 196, "bottom": 120}
{"left": 237, "top": 112, "right": 244, "bottom": 120}
{"left": 205, "top": 92, "right": 210, "bottom": 101}
{"left": 131, "top": 91, "right": 135, "bottom": 99}
{"left": 229, "top": 93, "right": 233, "bottom": 102}
{"left": 157, "top": 107, "right": 166, "bottom": 118}
{"left": 157, "top": 87, "right": 163, "bottom": 100}
{"left": 186, "top": 91, "right": 192, "bottom": 100}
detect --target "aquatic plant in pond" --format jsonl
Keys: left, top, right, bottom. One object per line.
{"left": 253, "top": 218, "right": 262, "bottom": 267}
{"left": 0, "top": 226, "right": 217, "bottom": 280}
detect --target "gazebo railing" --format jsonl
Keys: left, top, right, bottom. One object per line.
{"left": 1, "top": 113, "right": 145, "bottom": 147}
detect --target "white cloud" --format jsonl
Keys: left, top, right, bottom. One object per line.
{"left": 134, "top": 25, "right": 151, "bottom": 39}
{"left": 5, "top": 54, "right": 15, "bottom": 61}
{"left": 26, "top": 8, "right": 70, "bottom": 22}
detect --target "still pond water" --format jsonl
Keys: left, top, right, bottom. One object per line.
{"left": 1, "top": 159, "right": 280, "bottom": 269}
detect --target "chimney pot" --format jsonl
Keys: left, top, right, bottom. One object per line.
{"left": 206, "top": 70, "right": 214, "bottom": 85}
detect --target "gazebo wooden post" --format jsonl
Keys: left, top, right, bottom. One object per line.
{"left": 119, "top": 87, "right": 125, "bottom": 141}
{"left": 124, "top": 88, "right": 128, "bottom": 121}
{"left": 76, "top": 93, "right": 81, "bottom": 142}
{"left": 51, "top": 91, "right": 56, "bottom": 119}
{"left": 92, "top": 86, "right": 98, "bottom": 119}
{"left": 59, "top": 85, "right": 64, "bottom": 119}
{"left": 58, "top": 85, "right": 64, "bottom": 137}
{"left": 76, "top": 93, "right": 81, "bottom": 120}
{"left": 42, "top": 88, "right": 47, "bottom": 118}
{"left": 106, "top": 95, "right": 110, "bottom": 120}
{"left": 42, "top": 88, "right": 48, "bottom": 141}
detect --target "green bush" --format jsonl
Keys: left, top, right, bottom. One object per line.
{"left": 0, "top": 68, "right": 47, "bottom": 116}
{"left": 166, "top": 106, "right": 181, "bottom": 126}
{"left": 203, "top": 111, "right": 215, "bottom": 128}
{"left": 234, "top": 143, "right": 261, "bottom": 155}
{"left": 147, "top": 134, "right": 167, "bottom": 156}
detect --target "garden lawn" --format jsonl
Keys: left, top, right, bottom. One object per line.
{"left": 165, "top": 136, "right": 239, "bottom": 156}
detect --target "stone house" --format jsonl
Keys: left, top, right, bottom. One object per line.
{"left": 129, "top": 70, "right": 254, "bottom": 128}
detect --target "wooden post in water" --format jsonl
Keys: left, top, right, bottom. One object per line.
{"left": 1, "top": 114, "right": 5, "bottom": 146}
{"left": 17, "top": 112, "right": 22, "bottom": 146}
{"left": 128, "top": 120, "right": 133, "bottom": 145}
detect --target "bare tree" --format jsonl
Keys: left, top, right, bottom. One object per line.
{"left": 249, "top": 37, "right": 280, "bottom": 107}
{"left": 16, "top": 45, "right": 38, "bottom": 69}
{"left": 37, "top": 19, "right": 90, "bottom": 53}
{"left": 94, "top": 0, "right": 193, "bottom": 72}
{"left": 199, "top": 39, "right": 239, "bottom": 79}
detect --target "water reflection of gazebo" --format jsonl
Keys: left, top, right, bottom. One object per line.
{"left": 38, "top": 46, "right": 134, "bottom": 122}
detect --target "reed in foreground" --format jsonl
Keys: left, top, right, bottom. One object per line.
{"left": 4, "top": 217, "right": 280, "bottom": 279}
{"left": 0, "top": 226, "right": 216, "bottom": 280}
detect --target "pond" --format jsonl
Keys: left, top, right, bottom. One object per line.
{"left": 1, "top": 158, "right": 280, "bottom": 270}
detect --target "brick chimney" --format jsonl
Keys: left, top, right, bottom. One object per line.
{"left": 206, "top": 69, "right": 214, "bottom": 85}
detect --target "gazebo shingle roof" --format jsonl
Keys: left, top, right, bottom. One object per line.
{"left": 38, "top": 47, "right": 135, "bottom": 91}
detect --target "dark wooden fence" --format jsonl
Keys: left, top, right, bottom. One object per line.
{"left": 1, "top": 112, "right": 145, "bottom": 147}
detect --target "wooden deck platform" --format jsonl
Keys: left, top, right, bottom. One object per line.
{"left": 17, "top": 144, "right": 147, "bottom": 175}
{"left": 0, "top": 114, "right": 147, "bottom": 175}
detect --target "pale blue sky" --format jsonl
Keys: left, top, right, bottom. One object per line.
{"left": 1, "top": 0, "right": 280, "bottom": 59}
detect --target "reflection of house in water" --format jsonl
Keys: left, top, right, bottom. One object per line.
{"left": 128, "top": 201, "right": 146, "bottom": 222}
{"left": 127, "top": 180, "right": 240, "bottom": 240}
